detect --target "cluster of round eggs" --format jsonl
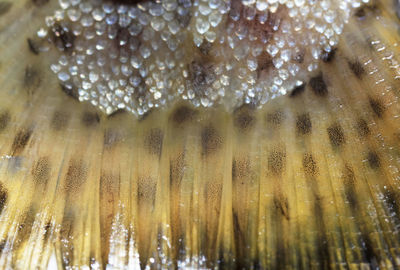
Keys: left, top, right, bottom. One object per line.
{"left": 38, "top": 0, "right": 369, "bottom": 116}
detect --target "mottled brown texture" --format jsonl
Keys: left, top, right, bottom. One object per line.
{"left": 0, "top": 1, "right": 11, "bottom": 16}
{"left": 232, "top": 157, "right": 252, "bottom": 181}
{"left": 266, "top": 110, "right": 285, "bottom": 126}
{"left": 24, "top": 66, "right": 41, "bottom": 95}
{"left": 309, "top": 74, "right": 328, "bottom": 97}
{"left": 171, "top": 105, "right": 196, "bottom": 125}
{"left": 303, "top": 153, "right": 318, "bottom": 177}
{"left": 268, "top": 149, "right": 286, "bottom": 175}
{"left": 0, "top": 111, "right": 10, "bottom": 132}
{"left": 11, "top": 128, "right": 33, "bottom": 155}
{"left": 296, "top": 113, "right": 312, "bottom": 135}
{"left": 50, "top": 111, "right": 70, "bottom": 131}
{"left": 201, "top": 126, "right": 222, "bottom": 156}
{"left": 342, "top": 165, "right": 358, "bottom": 209}
{"left": 348, "top": 60, "right": 365, "bottom": 78}
{"left": 367, "top": 151, "right": 381, "bottom": 169}
{"left": 289, "top": 83, "right": 306, "bottom": 97}
{"left": 273, "top": 193, "right": 289, "bottom": 220}
{"left": 327, "top": 123, "right": 346, "bottom": 148}
{"left": 32, "top": 157, "right": 50, "bottom": 186}
{"left": 103, "top": 129, "right": 122, "bottom": 148}
{"left": 145, "top": 128, "right": 164, "bottom": 157}
{"left": 356, "top": 118, "right": 370, "bottom": 138}
{"left": 170, "top": 153, "right": 185, "bottom": 187}
{"left": 64, "top": 160, "right": 87, "bottom": 192}
{"left": 137, "top": 176, "right": 157, "bottom": 206}
{"left": 60, "top": 83, "right": 79, "bottom": 100}
{"left": 50, "top": 23, "right": 75, "bottom": 52}
{"left": 27, "top": 38, "right": 40, "bottom": 55}
{"left": 234, "top": 105, "right": 256, "bottom": 131}
{"left": 321, "top": 48, "right": 337, "bottom": 62}
{"left": 81, "top": 111, "right": 100, "bottom": 127}
{"left": 369, "top": 97, "right": 385, "bottom": 118}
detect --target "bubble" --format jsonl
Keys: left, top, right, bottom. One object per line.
{"left": 40, "top": 0, "right": 369, "bottom": 115}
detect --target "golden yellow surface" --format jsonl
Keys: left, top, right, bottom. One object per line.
{"left": 0, "top": 0, "right": 400, "bottom": 269}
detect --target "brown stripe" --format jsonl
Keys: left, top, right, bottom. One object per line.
{"left": 11, "top": 127, "right": 33, "bottom": 156}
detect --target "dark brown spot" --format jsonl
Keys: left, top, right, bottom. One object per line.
{"left": 0, "top": 183, "right": 7, "bottom": 214}
{"left": 60, "top": 83, "right": 79, "bottom": 100}
{"left": 367, "top": 151, "right": 380, "bottom": 169}
{"left": 81, "top": 111, "right": 100, "bottom": 127}
{"left": 327, "top": 123, "right": 345, "bottom": 148}
{"left": 234, "top": 105, "right": 256, "bottom": 131}
{"left": 266, "top": 110, "right": 285, "bottom": 126}
{"left": 50, "top": 111, "right": 70, "bottom": 131}
{"left": 342, "top": 165, "right": 357, "bottom": 209}
{"left": 201, "top": 126, "right": 222, "bottom": 156}
{"left": 0, "top": 240, "right": 6, "bottom": 252}
{"left": 273, "top": 194, "right": 289, "bottom": 220}
{"left": 268, "top": 150, "right": 286, "bottom": 175}
{"left": 64, "top": 160, "right": 87, "bottom": 192}
{"left": 314, "top": 201, "right": 330, "bottom": 269}
{"left": 303, "top": 153, "right": 318, "bottom": 177}
{"left": 342, "top": 165, "right": 356, "bottom": 187}
{"left": 257, "top": 51, "right": 273, "bottom": 78}
{"left": 0, "top": 111, "right": 10, "bottom": 132}
{"left": 32, "top": 0, "right": 49, "bottom": 6}
{"left": 296, "top": 113, "right": 312, "bottom": 135}
{"left": 11, "top": 128, "right": 33, "bottom": 155}
{"left": 31, "top": 157, "right": 50, "bottom": 186}
{"left": 145, "top": 128, "right": 163, "bottom": 157}
{"left": 369, "top": 98, "right": 385, "bottom": 118}
{"left": 176, "top": 8, "right": 191, "bottom": 28}
{"left": 356, "top": 118, "right": 370, "bottom": 138}
{"left": 309, "top": 74, "right": 328, "bottom": 97}
{"left": 354, "top": 3, "right": 380, "bottom": 19}
{"left": 0, "top": 2, "right": 11, "bottom": 16}
{"left": 24, "top": 66, "right": 41, "bottom": 94}
{"left": 348, "top": 60, "right": 365, "bottom": 78}
{"left": 232, "top": 212, "right": 245, "bottom": 266}
{"left": 289, "top": 83, "right": 306, "bottom": 97}
{"left": 199, "top": 41, "right": 213, "bottom": 55}
{"left": 43, "top": 222, "right": 52, "bottom": 241}
{"left": 232, "top": 157, "right": 252, "bottom": 181}
{"left": 321, "top": 48, "right": 337, "bottom": 63}
{"left": 171, "top": 106, "right": 196, "bottom": 125}
{"left": 50, "top": 23, "right": 75, "bottom": 52}
{"left": 27, "top": 38, "right": 39, "bottom": 55}
{"left": 361, "top": 231, "right": 379, "bottom": 266}
{"left": 354, "top": 7, "right": 366, "bottom": 19}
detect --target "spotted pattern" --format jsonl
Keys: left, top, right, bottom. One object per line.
{"left": 0, "top": 0, "right": 399, "bottom": 269}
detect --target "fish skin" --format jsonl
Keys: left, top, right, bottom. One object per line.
{"left": 0, "top": 0, "right": 399, "bottom": 269}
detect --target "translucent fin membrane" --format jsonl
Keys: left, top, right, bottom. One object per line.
{"left": 36, "top": 0, "right": 369, "bottom": 116}
{"left": 0, "top": 0, "right": 400, "bottom": 269}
